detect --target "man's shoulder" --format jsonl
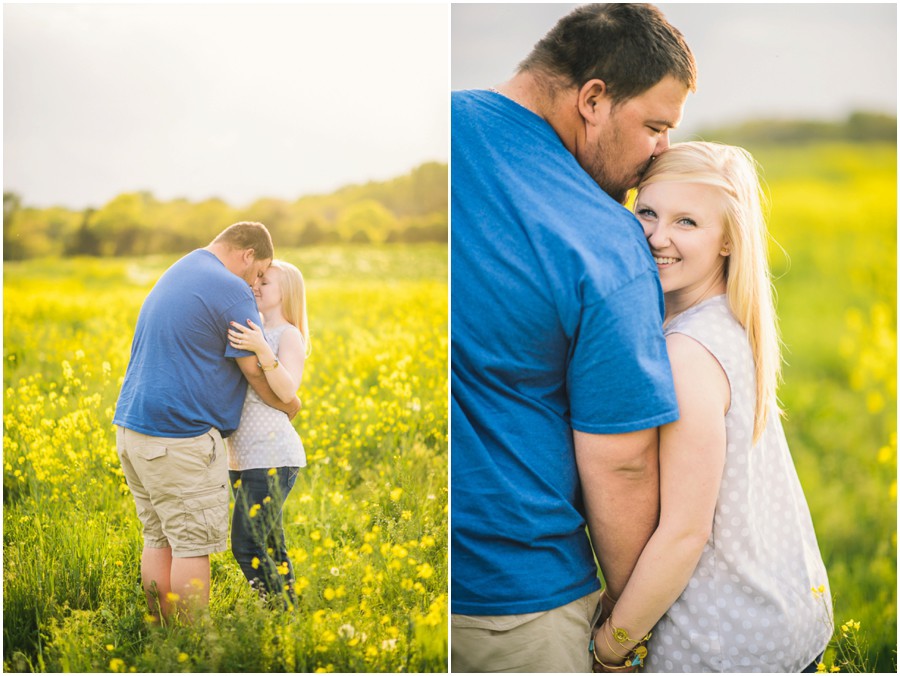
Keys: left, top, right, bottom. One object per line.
{"left": 158, "top": 250, "right": 253, "bottom": 304}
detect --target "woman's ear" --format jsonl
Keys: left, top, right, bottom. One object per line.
{"left": 720, "top": 242, "right": 732, "bottom": 257}
{"left": 577, "top": 79, "right": 610, "bottom": 126}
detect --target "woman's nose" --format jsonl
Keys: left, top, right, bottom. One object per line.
{"left": 646, "top": 223, "right": 670, "bottom": 248}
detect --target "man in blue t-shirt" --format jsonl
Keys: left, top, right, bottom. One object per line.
{"left": 451, "top": 5, "right": 697, "bottom": 671}
{"left": 114, "top": 221, "right": 301, "bottom": 621}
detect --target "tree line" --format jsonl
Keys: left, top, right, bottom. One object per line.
{"left": 3, "top": 162, "right": 447, "bottom": 261}
{"left": 693, "top": 111, "right": 896, "bottom": 148}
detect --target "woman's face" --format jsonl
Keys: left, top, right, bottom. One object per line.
{"left": 254, "top": 267, "right": 283, "bottom": 313}
{"left": 635, "top": 181, "right": 729, "bottom": 297}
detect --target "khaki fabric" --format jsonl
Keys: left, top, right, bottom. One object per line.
{"left": 117, "top": 426, "right": 229, "bottom": 557}
{"left": 451, "top": 589, "right": 602, "bottom": 673}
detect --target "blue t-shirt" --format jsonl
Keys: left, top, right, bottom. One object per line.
{"left": 114, "top": 249, "right": 261, "bottom": 438}
{"left": 451, "top": 90, "right": 679, "bottom": 616}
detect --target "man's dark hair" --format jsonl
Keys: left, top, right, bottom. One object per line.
{"left": 518, "top": 4, "right": 697, "bottom": 105}
{"left": 212, "top": 221, "right": 274, "bottom": 261}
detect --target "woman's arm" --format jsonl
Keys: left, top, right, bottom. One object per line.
{"left": 236, "top": 356, "right": 302, "bottom": 418}
{"left": 230, "top": 319, "right": 305, "bottom": 405}
{"left": 592, "top": 332, "right": 729, "bottom": 668}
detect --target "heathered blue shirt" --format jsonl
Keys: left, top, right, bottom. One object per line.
{"left": 451, "top": 90, "right": 679, "bottom": 616}
{"left": 114, "top": 249, "right": 260, "bottom": 438}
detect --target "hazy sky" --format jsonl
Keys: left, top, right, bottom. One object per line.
{"left": 4, "top": 3, "right": 450, "bottom": 210}
{"left": 6, "top": 3, "right": 897, "bottom": 211}
{"left": 452, "top": 3, "right": 898, "bottom": 139}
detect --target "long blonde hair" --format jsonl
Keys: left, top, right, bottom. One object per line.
{"left": 638, "top": 141, "right": 781, "bottom": 443}
{"left": 270, "top": 259, "right": 312, "bottom": 357}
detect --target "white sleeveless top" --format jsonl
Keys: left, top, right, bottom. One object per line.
{"left": 227, "top": 323, "right": 307, "bottom": 471}
{"left": 645, "top": 295, "right": 831, "bottom": 672}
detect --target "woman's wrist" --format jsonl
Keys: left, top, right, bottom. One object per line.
{"left": 255, "top": 344, "right": 276, "bottom": 367}
{"left": 596, "top": 621, "right": 629, "bottom": 662}
{"left": 591, "top": 617, "right": 652, "bottom": 670}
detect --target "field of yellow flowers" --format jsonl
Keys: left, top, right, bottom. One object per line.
{"left": 755, "top": 142, "right": 896, "bottom": 672}
{"left": 3, "top": 244, "right": 448, "bottom": 672}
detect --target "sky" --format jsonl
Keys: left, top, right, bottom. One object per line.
{"left": 5, "top": 3, "right": 897, "bottom": 212}
{"left": 452, "top": 3, "right": 898, "bottom": 139}
{"left": 3, "top": 3, "right": 450, "bottom": 210}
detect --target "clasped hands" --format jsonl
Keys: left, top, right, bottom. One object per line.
{"left": 591, "top": 590, "right": 640, "bottom": 674}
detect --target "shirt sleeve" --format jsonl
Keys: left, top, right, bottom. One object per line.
{"left": 568, "top": 270, "right": 680, "bottom": 434}
{"left": 220, "top": 295, "right": 263, "bottom": 359}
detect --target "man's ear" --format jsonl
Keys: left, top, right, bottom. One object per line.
{"left": 241, "top": 248, "right": 256, "bottom": 265}
{"left": 577, "top": 78, "right": 610, "bottom": 126}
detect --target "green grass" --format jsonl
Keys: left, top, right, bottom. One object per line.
{"left": 3, "top": 244, "right": 448, "bottom": 673}
{"left": 754, "top": 143, "right": 896, "bottom": 671}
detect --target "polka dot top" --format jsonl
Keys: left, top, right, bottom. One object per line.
{"left": 645, "top": 295, "right": 832, "bottom": 672}
{"left": 227, "top": 323, "right": 307, "bottom": 471}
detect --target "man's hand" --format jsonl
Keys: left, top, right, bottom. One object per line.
{"left": 286, "top": 396, "right": 302, "bottom": 420}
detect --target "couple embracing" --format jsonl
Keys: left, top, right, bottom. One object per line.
{"left": 451, "top": 5, "right": 832, "bottom": 673}
{"left": 114, "top": 221, "right": 311, "bottom": 620}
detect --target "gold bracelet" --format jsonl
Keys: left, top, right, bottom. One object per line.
{"left": 604, "top": 630, "right": 631, "bottom": 659}
{"left": 258, "top": 358, "right": 280, "bottom": 372}
{"left": 590, "top": 639, "right": 632, "bottom": 672}
{"left": 608, "top": 617, "right": 652, "bottom": 647}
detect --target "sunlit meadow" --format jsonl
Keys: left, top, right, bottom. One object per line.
{"left": 3, "top": 244, "right": 448, "bottom": 672}
{"left": 755, "top": 143, "right": 896, "bottom": 672}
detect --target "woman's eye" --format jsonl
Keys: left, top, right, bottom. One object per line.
{"left": 636, "top": 208, "right": 656, "bottom": 218}
{"left": 678, "top": 218, "right": 697, "bottom": 227}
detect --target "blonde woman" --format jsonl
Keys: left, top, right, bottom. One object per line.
{"left": 585, "top": 142, "right": 832, "bottom": 672}
{"left": 226, "top": 259, "right": 311, "bottom": 604}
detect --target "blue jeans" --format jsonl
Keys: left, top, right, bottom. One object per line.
{"left": 229, "top": 467, "right": 299, "bottom": 601}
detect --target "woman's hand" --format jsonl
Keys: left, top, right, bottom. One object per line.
{"left": 228, "top": 319, "right": 268, "bottom": 355}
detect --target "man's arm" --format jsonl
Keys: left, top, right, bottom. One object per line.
{"left": 236, "top": 355, "right": 301, "bottom": 419}
{"left": 574, "top": 427, "right": 660, "bottom": 601}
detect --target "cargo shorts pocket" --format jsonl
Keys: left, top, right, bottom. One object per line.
{"left": 134, "top": 441, "right": 168, "bottom": 461}
{"left": 182, "top": 485, "right": 229, "bottom": 545}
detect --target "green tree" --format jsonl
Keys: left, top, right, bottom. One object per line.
{"left": 336, "top": 200, "right": 397, "bottom": 244}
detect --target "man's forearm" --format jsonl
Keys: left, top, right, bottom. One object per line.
{"left": 574, "top": 428, "right": 660, "bottom": 600}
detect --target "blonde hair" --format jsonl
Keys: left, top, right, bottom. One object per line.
{"left": 638, "top": 141, "right": 781, "bottom": 443}
{"left": 269, "top": 259, "right": 311, "bottom": 357}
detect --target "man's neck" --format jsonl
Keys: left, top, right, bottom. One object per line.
{"left": 493, "top": 70, "right": 580, "bottom": 156}
{"left": 204, "top": 243, "right": 243, "bottom": 278}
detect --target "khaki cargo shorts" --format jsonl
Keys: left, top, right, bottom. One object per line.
{"left": 451, "top": 588, "right": 602, "bottom": 673}
{"left": 117, "top": 426, "right": 229, "bottom": 558}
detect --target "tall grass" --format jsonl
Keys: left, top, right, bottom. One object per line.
{"left": 755, "top": 143, "right": 896, "bottom": 671}
{"left": 3, "top": 244, "right": 448, "bottom": 673}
